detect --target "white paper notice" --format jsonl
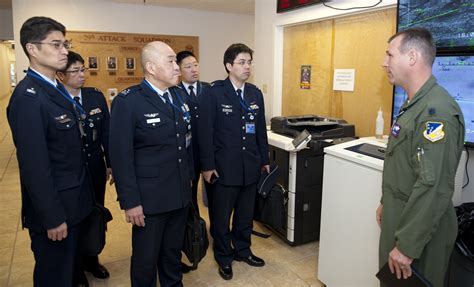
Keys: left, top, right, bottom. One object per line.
{"left": 333, "top": 69, "right": 355, "bottom": 91}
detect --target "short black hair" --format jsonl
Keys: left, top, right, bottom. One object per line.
{"left": 61, "top": 51, "right": 84, "bottom": 72}
{"left": 389, "top": 27, "right": 436, "bottom": 66}
{"left": 223, "top": 43, "right": 253, "bottom": 73}
{"left": 20, "top": 16, "right": 66, "bottom": 58}
{"left": 176, "top": 50, "right": 196, "bottom": 65}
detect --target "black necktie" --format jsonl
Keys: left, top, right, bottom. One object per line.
{"left": 188, "top": 85, "right": 196, "bottom": 99}
{"left": 73, "top": 96, "right": 81, "bottom": 106}
{"left": 162, "top": 92, "right": 173, "bottom": 113}
{"left": 236, "top": 89, "right": 242, "bottom": 99}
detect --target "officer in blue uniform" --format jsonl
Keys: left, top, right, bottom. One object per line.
{"left": 176, "top": 50, "right": 210, "bottom": 215}
{"left": 176, "top": 50, "right": 211, "bottom": 273}
{"left": 7, "top": 17, "right": 94, "bottom": 286}
{"left": 198, "top": 43, "right": 270, "bottom": 280}
{"left": 57, "top": 51, "right": 112, "bottom": 280}
{"left": 109, "top": 41, "right": 193, "bottom": 287}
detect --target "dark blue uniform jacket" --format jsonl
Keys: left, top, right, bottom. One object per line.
{"left": 109, "top": 81, "right": 193, "bottom": 215}
{"left": 198, "top": 78, "right": 269, "bottom": 186}
{"left": 177, "top": 81, "right": 210, "bottom": 173}
{"left": 7, "top": 72, "right": 94, "bottom": 233}
{"left": 81, "top": 87, "right": 110, "bottom": 167}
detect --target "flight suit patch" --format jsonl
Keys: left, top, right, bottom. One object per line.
{"left": 423, "top": 121, "right": 445, "bottom": 142}
{"left": 391, "top": 123, "right": 401, "bottom": 138}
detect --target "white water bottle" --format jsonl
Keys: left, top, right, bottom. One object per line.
{"left": 375, "top": 107, "right": 384, "bottom": 139}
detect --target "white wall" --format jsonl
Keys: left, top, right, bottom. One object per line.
{"left": 253, "top": 0, "right": 474, "bottom": 201}
{"left": 0, "top": 9, "right": 14, "bottom": 40}
{"left": 12, "top": 0, "right": 254, "bottom": 83}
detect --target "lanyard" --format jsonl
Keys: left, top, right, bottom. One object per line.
{"left": 143, "top": 80, "right": 191, "bottom": 123}
{"left": 238, "top": 95, "right": 256, "bottom": 119}
{"left": 27, "top": 69, "right": 87, "bottom": 118}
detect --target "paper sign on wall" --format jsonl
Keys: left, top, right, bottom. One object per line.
{"left": 333, "top": 69, "right": 355, "bottom": 91}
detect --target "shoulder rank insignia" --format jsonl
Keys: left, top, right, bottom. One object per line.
{"left": 423, "top": 121, "right": 445, "bottom": 142}
{"left": 121, "top": 89, "right": 131, "bottom": 96}
{"left": 26, "top": 88, "right": 36, "bottom": 94}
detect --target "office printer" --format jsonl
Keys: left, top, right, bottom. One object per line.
{"left": 264, "top": 115, "right": 355, "bottom": 245}
{"left": 271, "top": 114, "right": 355, "bottom": 142}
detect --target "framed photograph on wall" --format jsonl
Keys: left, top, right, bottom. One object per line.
{"left": 88, "top": 56, "right": 99, "bottom": 70}
{"left": 125, "top": 57, "right": 136, "bottom": 71}
{"left": 107, "top": 56, "right": 117, "bottom": 70}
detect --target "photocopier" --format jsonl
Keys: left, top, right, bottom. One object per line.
{"left": 264, "top": 115, "right": 356, "bottom": 245}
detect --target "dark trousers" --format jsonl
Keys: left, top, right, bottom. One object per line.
{"left": 131, "top": 205, "right": 189, "bottom": 287}
{"left": 84, "top": 154, "right": 107, "bottom": 269}
{"left": 211, "top": 183, "right": 257, "bottom": 267}
{"left": 29, "top": 223, "right": 82, "bottom": 287}
{"left": 191, "top": 169, "right": 200, "bottom": 215}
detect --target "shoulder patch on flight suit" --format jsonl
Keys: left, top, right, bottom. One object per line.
{"left": 423, "top": 121, "right": 445, "bottom": 142}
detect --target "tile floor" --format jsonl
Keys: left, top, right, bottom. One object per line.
{"left": 0, "top": 94, "right": 324, "bottom": 287}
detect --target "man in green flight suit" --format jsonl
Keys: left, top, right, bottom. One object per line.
{"left": 376, "top": 27, "right": 465, "bottom": 287}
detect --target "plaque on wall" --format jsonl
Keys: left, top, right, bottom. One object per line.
{"left": 67, "top": 30, "right": 199, "bottom": 104}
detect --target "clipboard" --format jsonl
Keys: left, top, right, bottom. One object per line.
{"left": 376, "top": 263, "right": 433, "bottom": 287}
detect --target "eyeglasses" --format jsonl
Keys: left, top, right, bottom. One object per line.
{"left": 64, "top": 67, "right": 88, "bottom": 75}
{"left": 30, "top": 41, "right": 72, "bottom": 50}
{"left": 233, "top": 60, "right": 253, "bottom": 66}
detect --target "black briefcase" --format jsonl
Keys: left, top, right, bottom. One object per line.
{"left": 81, "top": 204, "right": 113, "bottom": 256}
{"left": 182, "top": 203, "right": 209, "bottom": 269}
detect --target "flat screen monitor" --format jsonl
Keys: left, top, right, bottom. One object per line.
{"left": 397, "top": 1, "right": 474, "bottom": 52}
{"left": 391, "top": 54, "right": 474, "bottom": 147}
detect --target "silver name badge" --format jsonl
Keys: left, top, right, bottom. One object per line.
{"left": 147, "top": 118, "right": 161, "bottom": 124}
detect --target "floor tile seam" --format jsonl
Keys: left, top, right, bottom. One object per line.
{"left": 279, "top": 251, "right": 318, "bottom": 265}
{"left": 6, "top": 215, "right": 22, "bottom": 286}
{"left": 0, "top": 148, "right": 15, "bottom": 182}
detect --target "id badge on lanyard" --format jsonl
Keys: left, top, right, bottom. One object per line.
{"left": 245, "top": 123, "right": 255, "bottom": 134}
{"left": 185, "top": 132, "right": 192, "bottom": 148}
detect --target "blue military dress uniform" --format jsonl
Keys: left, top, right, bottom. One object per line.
{"left": 109, "top": 80, "right": 193, "bottom": 286}
{"left": 178, "top": 81, "right": 210, "bottom": 215}
{"left": 78, "top": 87, "right": 111, "bottom": 272}
{"left": 198, "top": 78, "right": 269, "bottom": 267}
{"left": 7, "top": 69, "right": 94, "bottom": 286}
{"left": 80, "top": 87, "right": 110, "bottom": 205}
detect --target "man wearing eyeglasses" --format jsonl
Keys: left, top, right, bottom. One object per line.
{"left": 57, "top": 51, "right": 112, "bottom": 282}
{"left": 7, "top": 17, "right": 94, "bottom": 286}
{"left": 198, "top": 43, "right": 270, "bottom": 280}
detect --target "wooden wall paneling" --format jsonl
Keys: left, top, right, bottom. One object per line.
{"left": 332, "top": 9, "right": 396, "bottom": 136}
{"left": 281, "top": 8, "right": 396, "bottom": 137}
{"left": 282, "top": 20, "right": 334, "bottom": 117}
{"left": 66, "top": 31, "right": 199, "bottom": 105}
